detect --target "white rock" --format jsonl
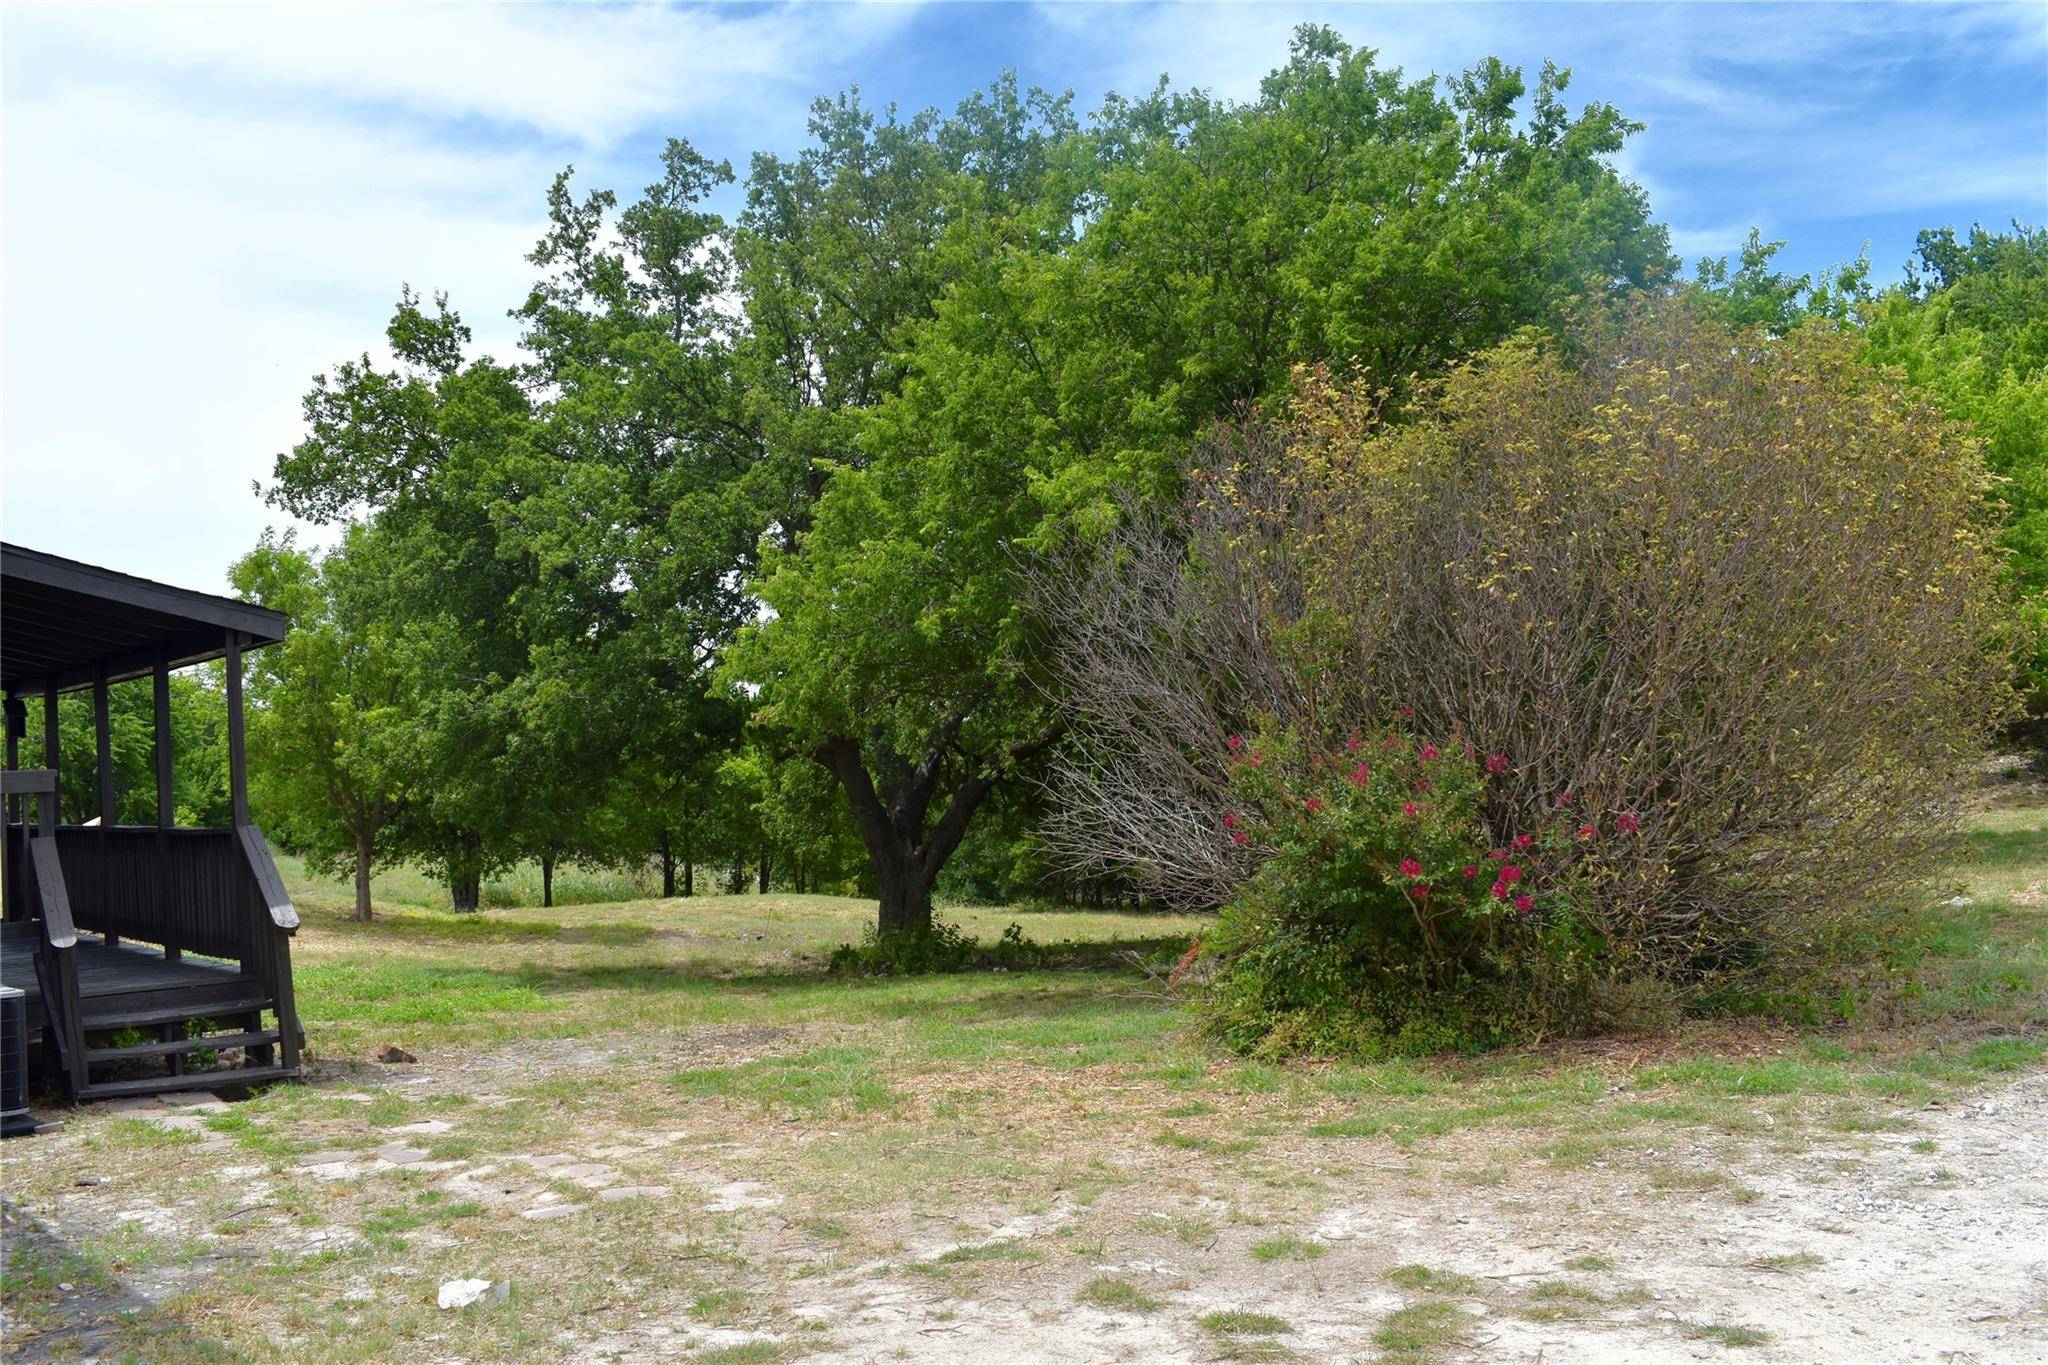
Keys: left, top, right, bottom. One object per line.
{"left": 439, "top": 1278, "right": 494, "bottom": 1310}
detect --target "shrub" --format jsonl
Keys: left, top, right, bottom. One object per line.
{"left": 828, "top": 919, "right": 1051, "bottom": 975}
{"left": 1040, "top": 300, "right": 2013, "bottom": 1049}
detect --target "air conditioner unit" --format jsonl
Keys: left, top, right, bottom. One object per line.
{"left": 1, "top": 985, "right": 44, "bottom": 1138}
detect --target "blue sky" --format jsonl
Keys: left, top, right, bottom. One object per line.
{"left": 4, "top": 2, "right": 2044, "bottom": 589}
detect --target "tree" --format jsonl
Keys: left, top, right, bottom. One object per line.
{"left": 232, "top": 529, "right": 429, "bottom": 922}
{"left": 45, "top": 669, "right": 229, "bottom": 827}
{"left": 1038, "top": 302, "right": 2012, "bottom": 1048}
{"left": 1861, "top": 223, "right": 2048, "bottom": 724}
{"left": 730, "top": 28, "right": 1672, "bottom": 936}
{"left": 268, "top": 290, "right": 553, "bottom": 908}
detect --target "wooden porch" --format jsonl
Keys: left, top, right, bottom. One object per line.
{"left": 2, "top": 543, "right": 304, "bottom": 1102}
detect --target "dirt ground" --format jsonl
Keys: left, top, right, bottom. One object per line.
{"left": 4, "top": 1034, "right": 2042, "bottom": 1364}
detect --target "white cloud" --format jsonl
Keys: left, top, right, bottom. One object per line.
{"left": 0, "top": 2, "right": 921, "bottom": 588}
{"left": 9, "top": 2, "right": 924, "bottom": 149}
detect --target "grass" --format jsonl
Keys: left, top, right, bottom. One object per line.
{"left": 1372, "top": 1300, "right": 1467, "bottom": 1360}
{"left": 1248, "top": 1233, "right": 1325, "bottom": 1262}
{"left": 1, "top": 794, "right": 2041, "bottom": 1362}
{"left": 1077, "top": 1275, "right": 1160, "bottom": 1313}
{"left": 1199, "top": 1309, "right": 1290, "bottom": 1336}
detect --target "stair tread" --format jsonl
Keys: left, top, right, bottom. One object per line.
{"left": 78, "top": 1066, "right": 296, "bottom": 1101}
{"left": 86, "top": 1029, "right": 278, "bottom": 1063}
{"left": 80, "top": 995, "right": 271, "bottom": 1031}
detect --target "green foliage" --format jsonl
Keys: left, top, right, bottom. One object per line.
{"left": 729, "top": 27, "right": 1670, "bottom": 932}
{"left": 1861, "top": 223, "right": 2048, "bottom": 723}
{"left": 1062, "top": 301, "right": 2013, "bottom": 1056}
{"left": 232, "top": 528, "right": 433, "bottom": 920}
{"left": 1199, "top": 722, "right": 1599, "bottom": 1056}
{"left": 39, "top": 668, "right": 229, "bottom": 828}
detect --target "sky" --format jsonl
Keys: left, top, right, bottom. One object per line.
{"left": 4, "top": 1, "right": 2045, "bottom": 591}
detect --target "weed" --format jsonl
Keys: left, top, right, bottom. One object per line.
{"left": 1077, "top": 1276, "right": 1159, "bottom": 1313}
{"left": 1384, "top": 1265, "right": 1478, "bottom": 1295}
{"left": 1248, "top": 1234, "right": 1325, "bottom": 1262}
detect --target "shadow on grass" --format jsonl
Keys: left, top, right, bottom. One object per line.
{"left": 295, "top": 938, "right": 1193, "bottom": 1033}
{"left": 1, "top": 1202, "right": 225, "bottom": 1363}
{"left": 1954, "top": 824, "right": 2048, "bottom": 873}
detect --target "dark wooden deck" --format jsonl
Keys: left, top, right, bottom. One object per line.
{"left": 1, "top": 922, "right": 265, "bottom": 1032}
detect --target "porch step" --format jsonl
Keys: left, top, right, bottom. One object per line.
{"left": 77, "top": 1065, "right": 297, "bottom": 1102}
{"left": 79, "top": 994, "right": 271, "bottom": 1033}
{"left": 86, "top": 1029, "right": 279, "bottom": 1064}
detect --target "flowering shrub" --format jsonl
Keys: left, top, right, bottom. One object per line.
{"left": 1039, "top": 301, "right": 2012, "bottom": 1053}
{"left": 1200, "top": 721, "right": 1623, "bottom": 1053}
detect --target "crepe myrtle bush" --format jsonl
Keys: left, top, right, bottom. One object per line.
{"left": 1039, "top": 300, "right": 2014, "bottom": 1052}
{"left": 1197, "top": 721, "right": 1626, "bottom": 1054}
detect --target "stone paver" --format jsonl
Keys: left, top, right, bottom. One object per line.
{"left": 597, "top": 1185, "right": 669, "bottom": 1203}
{"left": 519, "top": 1203, "right": 583, "bottom": 1222}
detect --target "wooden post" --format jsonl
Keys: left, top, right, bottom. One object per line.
{"left": 154, "top": 653, "right": 181, "bottom": 962}
{"left": 4, "top": 696, "right": 20, "bottom": 826}
{"left": 41, "top": 687, "right": 60, "bottom": 835}
{"left": 154, "top": 652, "right": 174, "bottom": 829}
{"left": 226, "top": 631, "right": 250, "bottom": 827}
{"left": 94, "top": 665, "right": 114, "bottom": 828}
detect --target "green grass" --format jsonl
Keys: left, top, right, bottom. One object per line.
{"left": 1076, "top": 1275, "right": 1160, "bottom": 1312}
{"left": 1199, "top": 1309, "right": 1290, "bottom": 1337}
{"left": 1372, "top": 1300, "right": 1467, "bottom": 1361}
{"left": 1248, "top": 1233, "right": 1325, "bottom": 1262}
{"left": 1384, "top": 1265, "right": 1478, "bottom": 1294}
{"left": 3, "top": 796, "right": 2040, "bottom": 1365}
{"left": 1688, "top": 1322, "right": 1771, "bottom": 1347}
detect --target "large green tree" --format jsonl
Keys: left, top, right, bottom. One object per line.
{"left": 1861, "top": 224, "right": 2048, "bottom": 722}
{"left": 729, "top": 29, "right": 1673, "bottom": 934}
{"left": 232, "top": 529, "right": 430, "bottom": 922}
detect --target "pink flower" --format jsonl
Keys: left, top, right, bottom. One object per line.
{"left": 1491, "top": 881, "right": 1510, "bottom": 900}
{"left": 1223, "top": 811, "right": 1239, "bottom": 830}
{"left": 1412, "top": 883, "right": 1432, "bottom": 900}
{"left": 1419, "top": 743, "right": 1441, "bottom": 762}
{"left": 1556, "top": 792, "right": 1573, "bottom": 807}
{"left": 1513, "top": 894, "right": 1534, "bottom": 914}
{"left": 1304, "top": 797, "right": 1325, "bottom": 813}
{"left": 1490, "top": 848, "right": 1510, "bottom": 862}
{"left": 1616, "top": 813, "right": 1641, "bottom": 834}
{"left": 1345, "top": 735, "right": 1362, "bottom": 753}
{"left": 1401, "top": 801, "right": 1421, "bottom": 819}
{"left": 1225, "top": 735, "right": 1244, "bottom": 752}
{"left": 1500, "top": 865, "right": 1523, "bottom": 885}
{"left": 1399, "top": 858, "right": 1423, "bottom": 878}
{"left": 1396, "top": 704, "right": 1415, "bottom": 719}
{"left": 1576, "top": 824, "right": 1597, "bottom": 841}
{"left": 1513, "top": 834, "right": 1534, "bottom": 850}
{"left": 1413, "top": 778, "right": 1435, "bottom": 796}
{"left": 1485, "top": 753, "right": 1510, "bottom": 775}
{"left": 1383, "top": 733, "right": 1405, "bottom": 752}
{"left": 1346, "top": 762, "right": 1371, "bottom": 786}
{"left": 1230, "top": 830, "right": 1249, "bottom": 846}
{"left": 1461, "top": 864, "right": 1480, "bottom": 879}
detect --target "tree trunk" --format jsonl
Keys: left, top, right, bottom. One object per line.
{"left": 660, "top": 831, "right": 676, "bottom": 899}
{"left": 353, "top": 829, "right": 374, "bottom": 923}
{"left": 758, "top": 843, "right": 770, "bottom": 894}
{"left": 449, "top": 832, "right": 482, "bottom": 911}
{"left": 541, "top": 853, "right": 555, "bottom": 909}
{"left": 814, "top": 735, "right": 1008, "bottom": 939}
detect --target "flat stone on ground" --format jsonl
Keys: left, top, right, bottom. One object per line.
{"left": 374, "top": 1143, "right": 431, "bottom": 1166}
{"left": 520, "top": 1203, "right": 583, "bottom": 1222}
{"left": 597, "top": 1185, "right": 669, "bottom": 1203}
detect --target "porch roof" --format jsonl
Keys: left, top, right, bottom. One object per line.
{"left": 1, "top": 542, "right": 288, "bottom": 695}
